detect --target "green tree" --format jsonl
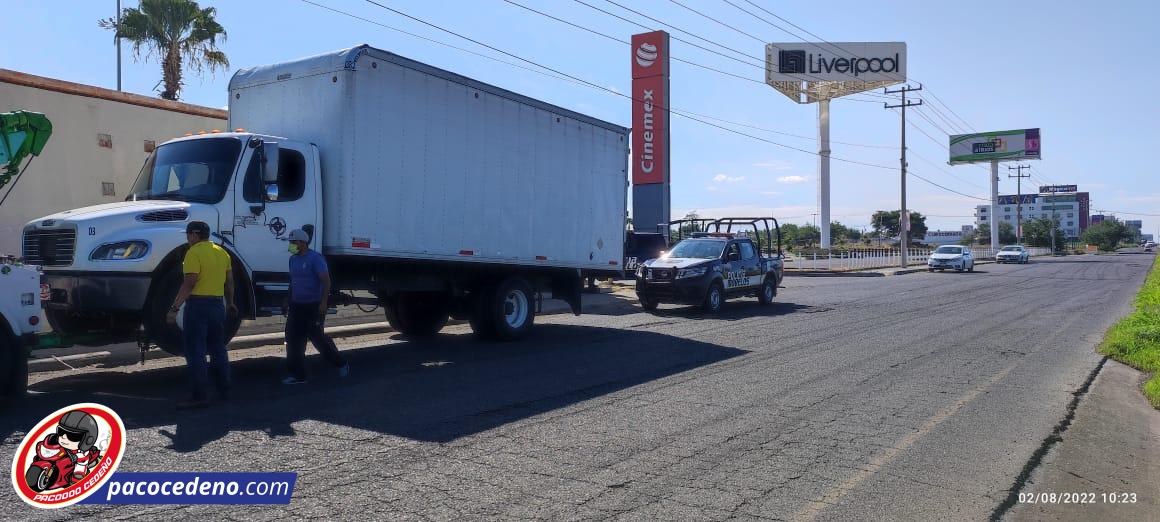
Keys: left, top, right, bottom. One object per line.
{"left": 779, "top": 223, "right": 801, "bottom": 249}
{"left": 100, "top": 0, "right": 229, "bottom": 101}
{"left": 958, "top": 230, "right": 975, "bottom": 246}
{"left": 798, "top": 225, "right": 820, "bottom": 247}
{"left": 1081, "top": 220, "right": 1131, "bottom": 252}
{"left": 975, "top": 223, "right": 990, "bottom": 245}
{"left": 1022, "top": 218, "right": 1065, "bottom": 248}
{"left": 829, "top": 221, "right": 862, "bottom": 243}
{"left": 999, "top": 221, "right": 1017, "bottom": 244}
{"left": 870, "top": 211, "right": 928, "bottom": 242}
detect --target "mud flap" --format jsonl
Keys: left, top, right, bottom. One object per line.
{"left": 550, "top": 272, "right": 583, "bottom": 316}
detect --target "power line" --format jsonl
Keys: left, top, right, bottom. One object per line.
{"left": 357, "top": 0, "right": 898, "bottom": 170}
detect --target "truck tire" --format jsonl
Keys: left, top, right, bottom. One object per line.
{"left": 383, "top": 292, "right": 449, "bottom": 337}
{"left": 757, "top": 277, "right": 776, "bottom": 305}
{"left": 0, "top": 328, "right": 28, "bottom": 405}
{"left": 144, "top": 268, "right": 242, "bottom": 356}
{"left": 475, "top": 277, "right": 535, "bottom": 341}
{"left": 702, "top": 282, "right": 724, "bottom": 313}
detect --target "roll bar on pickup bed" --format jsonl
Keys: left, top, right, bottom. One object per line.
{"left": 659, "top": 217, "right": 782, "bottom": 257}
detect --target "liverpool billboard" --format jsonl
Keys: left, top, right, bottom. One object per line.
{"left": 949, "top": 128, "right": 1041, "bottom": 164}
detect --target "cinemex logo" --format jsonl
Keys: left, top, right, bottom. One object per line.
{"left": 636, "top": 42, "right": 658, "bottom": 68}
{"left": 779, "top": 49, "right": 900, "bottom": 77}
{"left": 639, "top": 89, "right": 656, "bottom": 173}
{"left": 10, "top": 403, "right": 127, "bottom": 509}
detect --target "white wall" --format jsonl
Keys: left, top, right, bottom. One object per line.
{"left": 0, "top": 72, "right": 226, "bottom": 255}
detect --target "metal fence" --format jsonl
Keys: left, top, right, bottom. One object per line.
{"left": 784, "top": 247, "right": 1052, "bottom": 271}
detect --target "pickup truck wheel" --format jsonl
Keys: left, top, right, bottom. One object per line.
{"left": 638, "top": 295, "right": 659, "bottom": 311}
{"left": 0, "top": 329, "right": 28, "bottom": 404}
{"left": 480, "top": 277, "right": 535, "bottom": 341}
{"left": 383, "top": 293, "right": 449, "bottom": 337}
{"left": 757, "top": 277, "right": 776, "bottom": 305}
{"left": 702, "top": 282, "right": 724, "bottom": 313}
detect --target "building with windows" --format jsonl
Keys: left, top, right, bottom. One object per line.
{"left": 1125, "top": 220, "right": 1143, "bottom": 239}
{"left": 975, "top": 191, "right": 1090, "bottom": 239}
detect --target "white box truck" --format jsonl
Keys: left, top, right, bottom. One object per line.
{"left": 24, "top": 45, "right": 629, "bottom": 354}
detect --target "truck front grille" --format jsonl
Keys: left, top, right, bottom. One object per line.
{"left": 23, "top": 227, "right": 77, "bottom": 267}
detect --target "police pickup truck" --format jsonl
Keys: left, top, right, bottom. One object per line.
{"left": 635, "top": 232, "right": 783, "bottom": 313}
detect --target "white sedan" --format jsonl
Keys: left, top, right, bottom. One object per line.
{"left": 928, "top": 245, "right": 974, "bottom": 272}
{"left": 996, "top": 245, "right": 1030, "bottom": 264}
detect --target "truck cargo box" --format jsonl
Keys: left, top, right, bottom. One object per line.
{"left": 229, "top": 45, "right": 628, "bottom": 273}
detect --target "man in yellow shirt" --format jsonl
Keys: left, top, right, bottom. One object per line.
{"left": 167, "top": 221, "right": 236, "bottom": 409}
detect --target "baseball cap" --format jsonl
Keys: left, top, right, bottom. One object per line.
{"left": 185, "top": 221, "right": 211, "bottom": 236}
{"left": 288, "top": 228, "right": 310, "bottom": 242}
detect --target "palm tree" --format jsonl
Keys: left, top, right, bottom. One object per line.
{"left": 99, "top": 0, "right": 229, "bottom": 101}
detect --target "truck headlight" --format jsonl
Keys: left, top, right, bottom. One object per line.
{"left": 90, "top": 241, "right": 150, "bottom": 260}
{"left": 676, "top": 266, "right": 708, "bottom": 279}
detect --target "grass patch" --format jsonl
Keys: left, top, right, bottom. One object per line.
{"left": 1099, "top": 255, "right": 1160, "bottom": 407}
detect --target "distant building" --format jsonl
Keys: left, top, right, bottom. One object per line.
{"left": 1125, "top": 220, "right": 1143, "bottom": 239}
{"left": 1142, "top": 233, "right": 1154, "bottom": 243}
{"left": 975, "top": 191, "right": 1090, "bottom": 240}
{"left": 1091, "top": 214, "right": 1107, "bottom": 225}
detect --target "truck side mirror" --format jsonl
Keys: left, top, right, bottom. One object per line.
{"left": 261, "top": 142, "right": 280, "bottom": 183}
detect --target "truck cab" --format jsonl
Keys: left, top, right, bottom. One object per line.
{"left": 25, "top": 132, "right": 315, "bottom": 354}
{"left": 0, "top": 257, "right": 38, "bottom": 401}
{"left": 635, "top": 226, "right": 783, "bottom": 313}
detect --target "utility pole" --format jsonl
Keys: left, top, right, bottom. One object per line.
{"left": 884, "top": 84, "right": 922, "bottom": 267}
{"left": 1008, "top": 164, "right": 1030, "bottom": 244}
{"left": 116, "top": 0, "right": 122, "bottom": 91}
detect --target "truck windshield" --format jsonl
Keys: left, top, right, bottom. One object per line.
{"left": 668, "top": 239, "right": 726, "bottom": 259}
{"left": 128, "top": 138, "right": 242, "bottom": 204}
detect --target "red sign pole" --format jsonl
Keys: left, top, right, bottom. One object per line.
{"left": 631, "top": 31, "right": 670, "bottom": 236}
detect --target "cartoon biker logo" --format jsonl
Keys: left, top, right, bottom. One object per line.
{"left": 10, "top": 403, "right": 126, "bottom": 509}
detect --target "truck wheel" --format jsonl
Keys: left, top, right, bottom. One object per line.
{"left": 478, "top": 277, "right": 535, "bottom": 341}
{"left": 143, "top": 269, "right": 242, "bottom": 356}
{"left": 757, "top": 277, "right": 776, "bottom": 305}
{"left": 383, "top": 292, "right": 449, "bottom": 337}
{"left": 0, "top": 329, "right": 28, "bottom": 405}
{"left": 638, "top": 295, "right": 659, "bottom": 311}
{"left": 702, "top": 282, "right": 724, "bottom": 313}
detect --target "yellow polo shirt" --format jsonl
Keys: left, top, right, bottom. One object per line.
{"left": 183, "top": 241, "right": 231, "bottom": 297}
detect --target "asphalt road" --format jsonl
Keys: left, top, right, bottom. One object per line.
{"left": 1, "top": 253, "right": 1153, "bottom": 520}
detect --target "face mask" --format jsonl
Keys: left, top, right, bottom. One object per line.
{"left": 288, "top": 243, "right": 300, "bottom": 255}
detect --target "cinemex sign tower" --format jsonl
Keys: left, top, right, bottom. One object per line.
{"left": 766, "top": 42, "right": 907, "bottom": 249}
{"left": 631, "top": 31, "right": 670, "bottom": 239}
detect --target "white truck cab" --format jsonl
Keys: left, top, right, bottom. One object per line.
{"left": 26, "top": 132, "right": 319, "bottom": 352}
{"left": 0, "top": 258, "right": 38, "bottom": 399}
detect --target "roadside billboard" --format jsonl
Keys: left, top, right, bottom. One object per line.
{"left": 1040, "top": 184, "right": 1076, "bottom": 193}
{"left": 949, "top": 128, "right": 1041, "bottom": 164}
{"left": 765, "top": 42, "right": 906, "bottom": 84}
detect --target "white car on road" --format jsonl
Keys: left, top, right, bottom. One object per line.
{"left": 996, "top": 245, "right": 1030, "bottom": 264}
{"left": 928, "top": 245, "right": 974, "bottom": 272}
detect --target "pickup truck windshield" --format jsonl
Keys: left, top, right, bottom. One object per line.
{"left": 128, "top": 138, "right": 242, "bottom": 204}
{"left": 668, "top": 239, "right": 727, "bottom": 260}
{"left": 935, "top": 246, "right": 963, "bottom": 254}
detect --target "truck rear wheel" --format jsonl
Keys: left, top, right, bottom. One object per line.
{"left": 0, "top": 329, "right": 28, "bottom": 405}
{"left": 144, "top": 268, "right": 242, "bottom": 356}
{"left": 382, "top": 292, "right": 449, "bottom": 337}
{"left": 472, "top": 277, "right": 535, "bottom": 341}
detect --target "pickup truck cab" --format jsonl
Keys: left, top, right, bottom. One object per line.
{"left": 635, "top": 233, "right": 782, "bottom": 313}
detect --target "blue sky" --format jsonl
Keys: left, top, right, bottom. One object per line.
{"left": 4, "top": 0, "right": 1158, "bottom": 236}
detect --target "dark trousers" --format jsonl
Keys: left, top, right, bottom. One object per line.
{"left": 286, "top": 302, "right": 346, "bottom": 380}
{"left": 183, "top": 297, "right": 229, "bottom": 401}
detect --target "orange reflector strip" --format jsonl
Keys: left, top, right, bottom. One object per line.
{"left": 609, "top": 260, "right": 618, "bottom": 265}
{"left": 536, "top": 256, "right": 547, "bottom": 261}
{"left": 459, "top": 250, "right": 474, "bottom": 256}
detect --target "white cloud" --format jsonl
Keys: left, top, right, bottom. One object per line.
{"left": 705, "top": 186, "right": 719, "bottom": 192}
{"left": 713, "top": 174, "right": 745, "bottom": 183}
{"left": 777, "top": 175, "right": 808, "bottom": 184}
{"left": 752, "top": 160, "right": 793, "bottom": 170}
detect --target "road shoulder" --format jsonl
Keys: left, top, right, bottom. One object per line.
{"left": 1008, "top": 359, "right": 1160, "bottom": 521}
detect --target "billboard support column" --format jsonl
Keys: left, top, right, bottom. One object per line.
{"left": 818, "top": 100, "right": 831, "bottom": 249}
{"left": 990, "top": 160, "right": 999, "bottom": 251}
